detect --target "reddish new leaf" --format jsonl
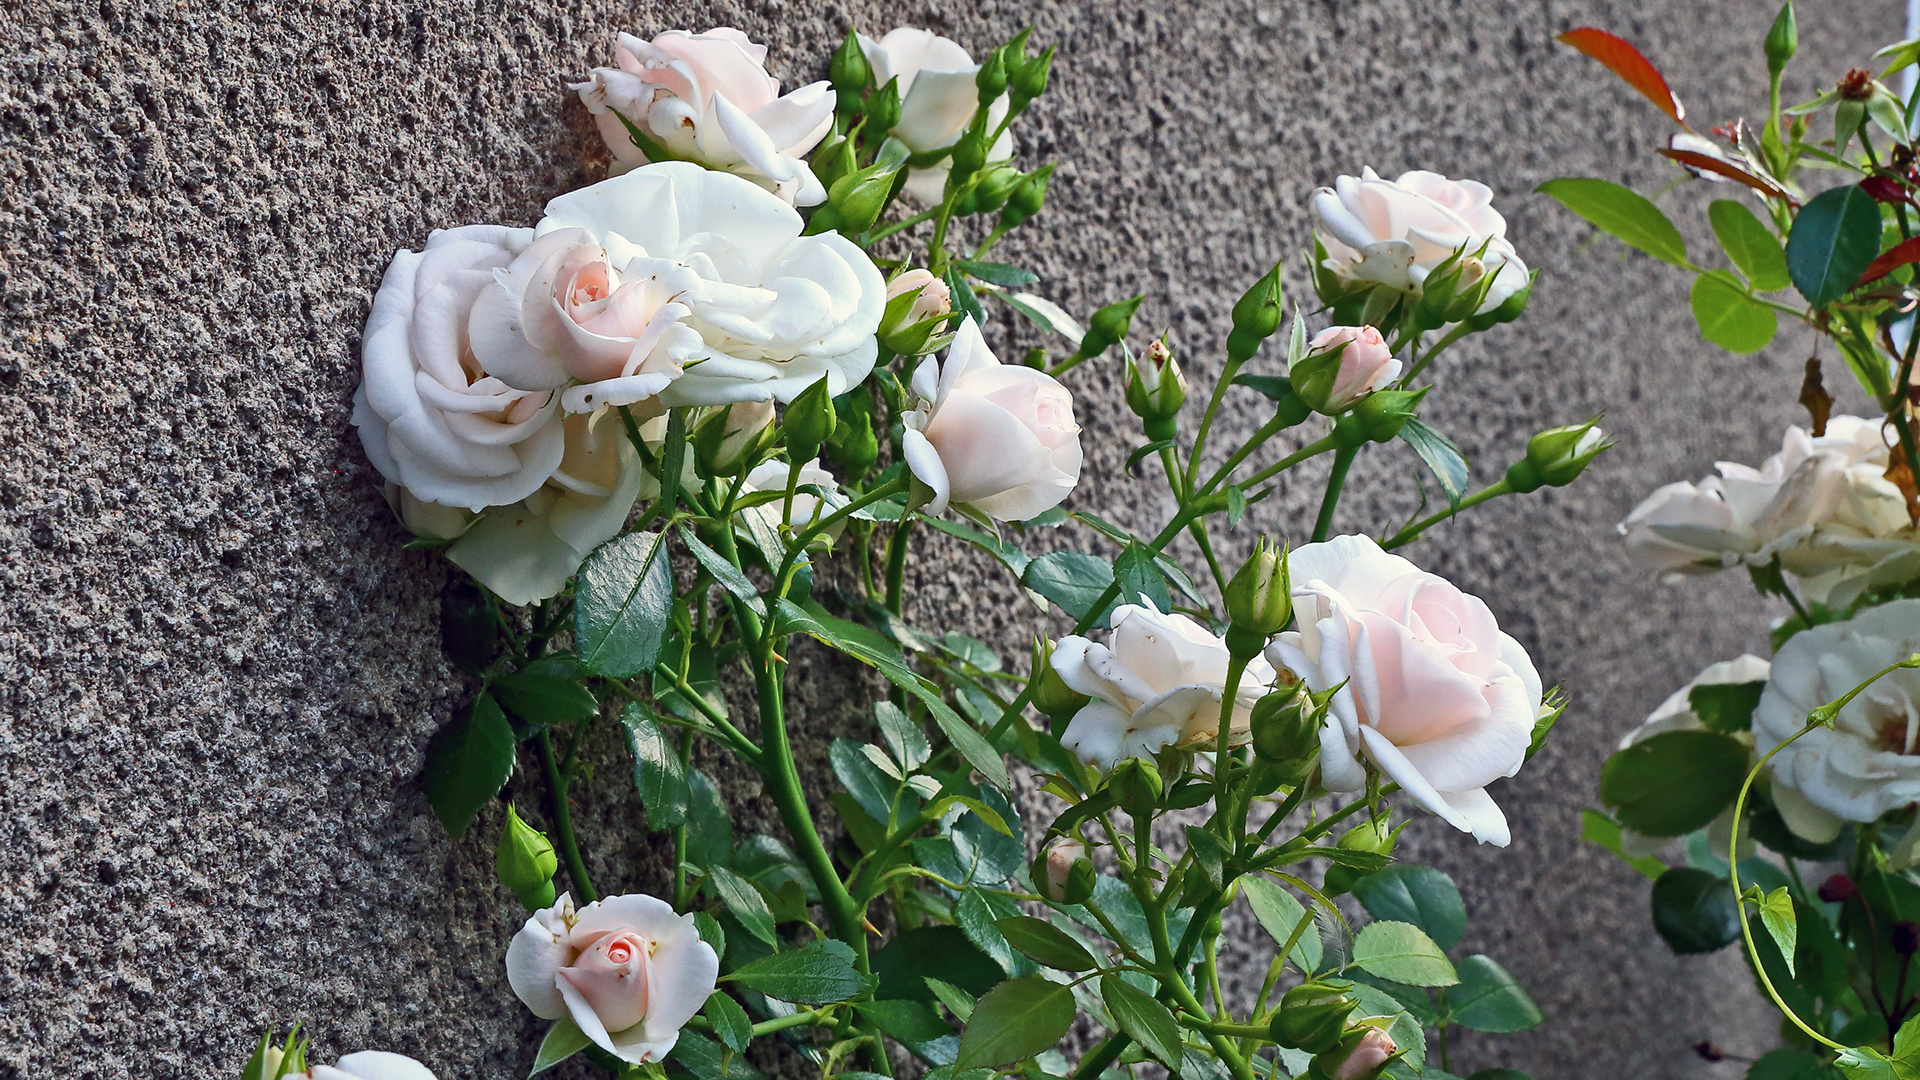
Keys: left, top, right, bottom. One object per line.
{"left": 1857, "top": 236, "right": 1920, "bottom": 287}
{"left": 1657, "top": 149, "right": 1797, "bottom": 206}
{"left": 1558, "top": 28, "right": 1689, "bottom": 128}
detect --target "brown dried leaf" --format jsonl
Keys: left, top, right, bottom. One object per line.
{"left": 1887, "top": 446, "right": 1920, "bottom": 525}
{"left": 1799, "top": 357, "right": 1833, "bottom": 437}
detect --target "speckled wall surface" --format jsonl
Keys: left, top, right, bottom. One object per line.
{"left": 0, "top": 0, "right": 1897, "bottom": 1076}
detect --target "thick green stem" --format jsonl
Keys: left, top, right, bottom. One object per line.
{"left": 884, "top": 517, "right": 915, "bottom": 615}
{"left": 1312, "top": 445, "right": 1358, "bottom": 543}
{"left": 537, "top": 730, "right": 596, "bottom": 904}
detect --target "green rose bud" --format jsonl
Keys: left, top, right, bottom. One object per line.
{"left": 831, "top": 28, "right": 873, "bottom": 99}
{"left": 1107, "top": 758, "right": 1164, "bottom": 819}
{"left": 1765, "top": 2, "right": 1797, "bottom": 76}
{"left": 1000, "top": 164, "right": 1055, "bottom": 230}
{"left": 880, "top": 269, "right": 954, "bottom": 356}
{"left": 949, "top": 125, "right": 990, "bottom": 186}
{"left": 1033, "top": 836, "right": 1096, "bottom": 904}
{"left": 1521, "top": 418, "right": 1610, "bottom": 490}
{"left": 1249, "top": 690, "right": 1319, "bottom": 781}
{"left": 976, "top": 47, "right": 1009, "bottom": 104}
{"left": 819, "top": 160, "right": 899, "bottom": 235}
{"left": 1224, "top": 537, "right": 1291, "bottom": 649}
{"left": 1353, "top": 386, "right": 1427, "bottom": 443}
{"left": 1030, "top": 637, "right": 1091, "bottom": 719}
{"left": 784, "top": 376, "right": 839, "bottom": 459}
{"left": 1125, "top": 338, "right": 1187, "bottom": 438}
{"left": 1464, "top": 273, "right": 1531, "bottom": 331}
{"left": 1078, "top": 294, "right": 1145, "bottom": 358}
{"left": 865, "top": 75, "right": 903, "bottom": 136}
{"left": 694, "top": 400, "right": 777, "bottom": 476}
{"left": 243, "top": 1027, "right": 309, "bottom": 1080}
{"left": 825, "top": 386, "right": 880, "bottom": 475}
{"left": 1323, "top": 816, "right": 1399, "bottom": 896}
{"left": 1228, "top": 263, "right": 1285, "bottom": 362}
{"left": 1270, "top": 980, "right": 1359, "bottom": 1054}
{"left": 965, "top": 163, "right": 1025, "bottom": 214}
{"left": 1010, "top": 43, "right": 1055, "bottom": 108}
{"left": 810, "top": 133, "right": 859, "bottom": 195}
{"left": 496, "top": 802, "right": 559, "bottom": 911}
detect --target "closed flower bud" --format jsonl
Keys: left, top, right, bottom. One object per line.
{"left": 1323, "top": 816, "right": 1397, "bottom": 896}
{"left": 784, "top": 376, "right": 839, "bottom": 457}
{"left": 1511, "top": 419, "right": 1609, "bottom": 492}
{"left": 825, "top": 162, "right": 899, "bottom": 235}
{"left": 694, "top": 400, "right": 777, "bottom": 476}
{"left": 963, "top": 164, "right": 1025, "bottom": 215}
{"left": 1079, "top": 294, "right": 1145, "bottom": 358}
{"left": 1000, "top": 164, "right": 1055, "bottom": 229}
{"left": 1034, "top": 837, "right": 1095, "bottom": 904}
{"left": 1353, "top": 387, "right": 1427, "bottom": 443}
{"left": 1225, "top": 537, "right": 1291, "bottom": 648}
{"left": 865, "top": 76, "right": 903, "bottom": 136}
{"left": 1465, "top": 273, "right": 1532, "bottom": 331}
{"left": 1271, "top": 981, "right": 1358, "bottom": 1054}
{"left": 1818, "top": 872, "right": 1857, "bottom": 903}
{"left": 1250, "top": 691, "right": 1319, "bottom": 776}
{"left": 497, "top": 803, "right": 559, "bottom": 912}
{"left": 1764, "top": 2, "right": 1796, "bottom": 74}
{"left": 1108, "top": 758, "right": 1164, "bottom": 818}
{"left": 810, "top": 134, "right": 859, "bottom": 196}
{"left": 976, "top": 47, "right": 1009, "bottom": 104}
{"left": 1032, "top": 637, "right": 1092, "bottom": 718}
{"left": 1228, "top": 264, "right": 1285, "bottom": 362}
{"left": 1125, "top": 338, "right": 1188, "bottom": 436}
{"left": 1011, "top": 43, "right": 1055, "bottom": 106}
{"left": 826, "top": 386, "right": 880, "bottom": 475}
{"left": 949, "top": 125, "right": 990, "bottom": 185}
{"left": 831, "top": 28, "right": 873, "bottom": 97}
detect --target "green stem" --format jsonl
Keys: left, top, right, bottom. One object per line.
{"left": 1381, "top": 478, "right": 1513, "bottom": 549}
{"left": 1312, "top": 445, "right": 1358, "bottom": 543}
{"left": 537, "top": 730, "right": 596, "bottom": 903}
{"left": 1229, "top": 433, "right": 1340, "bottom": 494}
{"left": 749, "top": 1008, "right": 834, "bottom": 1036}
{"left": 1399, "top": 320, "right": 1472, "bottom": 385}
{"left": 1194, "top": 413, "right": 1288, "bottom": 496}
{"left": 865, "top": 208, "right": 938, "bottom": 245}
{"left": 884, "top": 517, "right": 915, "bottom": 615}
{"left": 774, "top": 475, "right": 909, "bottom": 597}
{"left": 1187, "top": 357, "right": 1247, "bottom": 491}
{"left": 1214, "top": 653, "right": 1253, "bottom": 805}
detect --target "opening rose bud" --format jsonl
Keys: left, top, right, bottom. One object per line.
{"left": 1033, "top": 837, "right": 1095, "bottom": 904}
{"left": 1324, "top": 1027, "right": 1397, "bottom": 1080}
{"left": 1511, "top": 420, "right": 1609, "bottom": 491}
{"left": 1224, "top": 536, "right": 1292, "bottom": 647}
{"left": 880, "top": 269, "right": 954, "bottom": 355}
{"left": 693, "top": 400, "right": 778, "bottom": 477}
{"left": 1030, "top": 636, "right": 1091, "bottom": 719}
{"left": 1124, "top": 338, "right": 1187, "bottom": 436}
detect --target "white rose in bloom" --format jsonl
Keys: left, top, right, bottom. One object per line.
{"left": 1311, "top": 168, "right": 1529, "bottom": 313}
{"left": 297, "top": 1053, "right": 437, "bottom": 1080}
{"left": 507, "top": 892, "right": 719, "bottom": 1064}
{"left": 744, "top": 457, "right": 842, "bottom": 530}
{"left": 572, "top": 28, "right": 833, "bottom": 206}
{"left": 444, "top": 410, "right": 643, "bottom": 606}
{"left": 353, "top": 225, "right": 566, "bottom": 513}
{"left": 1753, "top": 599, "right": 1920, "bottom": 844}
{"left": 1052, "top": 603, "right": 1276, "bottom": 770}
{"left": 475, "top": 163, "right": 884, "bottom": 408}
{"left": 858, "top": 28, "right": 1014, "bottom": 203}
{"left": 1304, "top": 325, "right": 1402, "bottom": 410}
{"left": 903, "top": 318, "right": 1081, "bottom": 520}
{"left": 1265, "top": 535, "right": 1543, "bottom": 847}
{"left": 1614, "top": 654, "right": 1770, "bottom": 858}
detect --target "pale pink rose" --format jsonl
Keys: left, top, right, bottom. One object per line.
{"left": 902, "top": 318, "right": 1081, "bottom": 520}
{"left": 857, "top": 28, "right": 1014, "bottom": 202}
{"left": 887, "top": 268, "right": 953, "bottom": 324}
{"left": 1305, "top": 325, "right": 1402, "bottom": 410}
{"left": 1042, "top": 837, "right": 1087, "bottom": 902}
{"left": 304, "top": 1053, "right": 437, "bottom": 1080}
{"left": 507, "top": 892, "right": 719, "bottom": 1064}
{"left": 1332, "top": 1028, "right": 1397, "bottom": 1080}
{"left": 572, "top": 28, "right": 833, "bottom": 205}
{"left": 1265, "top": 535, "right": 1544, "bottom": 847}
{"left": 1311, "top": 168, "right": 1529, "bottom": 312}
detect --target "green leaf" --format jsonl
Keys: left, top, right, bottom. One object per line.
{"left": 575, "top": 531, "right": 674, "bottom": 678}
{"left": 1578, "top": 809, "right": 1669, "bottom": 880}
{"left": 1650, "top": 867, "right": 1741, "bottom": 954}
{"left": 998, "top": 291, "right": 1084, "bottom": 346}
{"left": 422, "top": 691, "right": 516, "bottom": 838}
{"left": 1241, "top": 875, "right": 1323, "bottom": 972}
{"left": 1350, "top": 920, "right": 1457, "bottom": 987}
{"left": 1352, "top": 866, "right": 1467, "bottom": 951}
{"left": 852, "top": 999, "right": 955, "bottom": 1056}
{"left": 667, "top": 1028, "right": 761, "bottom": 1080}
{"left": 704, "top": 992, "right": 754, "bottom": 1053}
{"left": 1100, "top": 974, "right": 1182, "bottom": 1066}
{"left": 946, "top": 267, "right": 987, "bottom": 327}
{"left": 685, "top": 768, "right": 733, "bottom": 869}
{"left": 679, "top": 525, "right": 767, "bottom": 618}
{"left": 925, "top": 976, "right": 978, "bottom": 1022}
{"left": 1113, "top": 543, "right": 1172, "bottom": 612}
{"left": 1447, "top": 955, "right": 1543, "bottom": 1033}
{"left": 1690, "top": 270, "right": 1777, "bottom": 353}
{"left": 694, "top": 912, "right": 726, "bottom": 964}
{"left": 955, "top": 889, "right": 1020, "bottom": 974}
{"left": 1399, "top": 417, "right": 1470, "bottom": 510}
{"left": 875, "top": 926, "right": 1003, "bottom": 1003}
{"left": 1757, "top": 886, "right": 1799, "bottom": 976}
{"left": 1836, "top": 1048, "right": 1898, "bottom": 1080}
{"left": 1599, "top": 729, "right": 1749, "bottom": 837}
{"left": 992, "top": 916, "right": 1098, "bottom": 972}
{"left": 1747, "top": 1050, "right": 1839, "bottom": 1080}
{"left": 955, "top": 258, "right": 1038, "bottom": 286}
{"left": 1071, "top": 512, "right": 1202, "bottom": 602}
{"left": 1787, "top": 183, "right": 1883, "bottom": 308}
{"left": 1021, "top": 550, "right": 1115, "bottom": 621}
{"left": 726, "top": 940, "right": 867, "bottom": 1004}
{"left": 710, "top": 866, "right": 778, "bottom": 947}
{"left": 494, "top": 658, "right": 597, "bottom": 729}
{"left": 1709, "top": 200, "right": 1791, "bottom": 291}
{"left": 620, "top": 702, "right": 689, "bottom": 828}
{"left": 1689, "top": 681, "right": 1768, "bottom": 734}
{"left": 876, "top": 701, "right": 931, "bottom": 773}
{"left": 954, "top": 977, "right": 1076, "bottom": 1070}
{"left": 1537, "top": 177, "right": 1687, "bottom": 266}
{"left": 531, "top": 1015, "right": 592, "bottom": 1074}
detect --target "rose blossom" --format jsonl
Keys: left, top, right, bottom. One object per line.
{"left": 1613, "top": 654, "right": 1770, "bottom": 858}
{"left": 858, "top": 28, "right": 1014, "bottom": 203}
{"left": 1311, "top": 168, "right": 1529, "bottom": 313}
{"left": 1052, "top": 602, "right": 1276, "bottom": 770}
{"left": 886, "top": 268, "right": 953, "bottom": 324}
{"left": 1332, "top": 1028, "right": 1397, "bottom": 1080}
{"left": 1265, "top": 535, "right": 1544, "bottom": 847}
{"left": 353, "top": 225, "right": 566, "bottom": 513}
{"left": 1752, "top": 599, "right": 1920, "bottom": 844}
{"left": 1304, "top": 325, "right": 1401, "bottom": 411}
{"left": 507, "top": 891, "right": 719, "bottom": 1064}
{"left": 902, "top": 318, "right": 1081, "bottom": 520}
{"left": 275, "top": 1052, "right": 438, "bottom": 1080}
{"left": 744, "top": 457, "right": 842, "bottom": 531}
{"left": 572, "top": 28, "right": 833, "bottom": 206}
{"left": 471, "top": 163, "right": 884, "bottom": 409}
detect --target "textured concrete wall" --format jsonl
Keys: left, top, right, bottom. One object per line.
{"left": 0, "top": 0, "right": 1899, "bottom": 1077}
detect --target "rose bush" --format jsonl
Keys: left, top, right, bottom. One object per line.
{"left": 1266, "top": 535, "right": 1543, "bottom": 846}
{"left": 572, "top": 28, "right": 834, "bottom": 205}
{"left": 507, "top": 892, "right": 719, "bottom": 1064}
{"left": 858, "top": 28, "right": 1013, "bottom": 202}
{"left": 1311, "top": 168, "right": 1529, "bottom": 313}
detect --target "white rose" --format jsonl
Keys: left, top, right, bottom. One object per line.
{"left": 572, "top": 28, "right": 833, "bottom": 206}
{"left": 444, "top": 409, "right": 644, "bottom": 606}
{"left": 1052, "top": 602, "right": 1276, "bottom": 770}
{"left": 744, "top": 457, "right": 841, "bottom": 531}
{"left": 1753, "top": 599, "right": 1920, "bottom": 844}
{"left": 858, "top": 28, "right": 1014, "bottom": 203}
{"left": 353, "top": 225, "right": 566, "bottom": 513}
{"left": 1311, "top": 168, "right": 1529, "bottom": 313}
{"left": 507, "top": 892, "right": 719, "bottom": 1064}
{"left": 1614, "top": 654, "right": 1770, "bottom": 858}
{"left": 302, "top": 1054, "right": 436, "bottom": 1080}
{"left": 474, "top": 163, "right": 884, "bottom": 408}
{"left": 1265, "top": 535, "right": 1543, "bottom": 847}
{"left": 902, "top": 318, "right": 1082, "bottom": 520}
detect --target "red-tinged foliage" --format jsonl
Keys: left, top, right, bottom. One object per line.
{"left": 1857, "top": 235, "right": 1920, "bottom": 287}
{"left": 1656, "top": 149, "right": 1797, "bottom": 206}
{"left": 1558, "top": 28, "right": 1689, "bottom": 129}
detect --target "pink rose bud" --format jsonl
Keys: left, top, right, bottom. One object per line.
{"left": 1304, "top": 326, "right": 1402, "bottom": 412}
{"left": 1332, "top": 1028, "right": 1397, "bottom": 1080}
{"left": 557, "top": 926, "right": 653, "bottom": 1033}
{"left": 886, "top": 268, "right": 953, "bottom": 324}
{"left": 1044, "top": 838, "right": 1087, "bottom": 901}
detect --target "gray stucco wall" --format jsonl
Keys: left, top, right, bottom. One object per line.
{"left": 0, "top": 0, "right": 1898, "bottom": 1077}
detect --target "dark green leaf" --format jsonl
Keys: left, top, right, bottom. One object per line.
{"left": 1126, "top": 438, "right": 1176, "bottom": 471}
{"left": 1071, "top": 512, "right": 1202, "bottom": 601}
{"left": 1690, "top": 270, "right": 1777, "bottom": 353}
{"left": 1651, "top": 867, "right": 1740, "bottom": 954}
{"left": 993, "top": 916, "right": 1098, "bottom": 971}
{"left": 1022, "top": 551, "right": 1115, "bottom": 621}
{"left": 685, "top": 769, "right": 733, "bottom": 869}
{"left": 576, "top": 531, "right": 674, "bottom": 678}
{"left": 1399, "top": 418, "right": 1470, "bottom": 510}
{"left": 1689, "top": 681, "right": 1768, "bottom": 734}
{"left": 532, "top": 1016, "right": 592, "bottom": 1074}
{"left": 1351, "top": 920, "right": 1457, "bottom": 986}
{"left": 852, "top": 999, "right": 955, "bottom": 1058}
{"left": 1352, "top": 865, "right": 1467, "bottom": 951}
{"left": 1448, "top": 955, "right": 1543, "bottom": 1033}
{"left": 1787, "top": 183, "right": 1883, "bottom": 308}
{"left": 679, "top": 525, "right": 766, "bottom": 618}
{"left": 1234, "top": 373, "right": 1294, "bottom": 400}
{"left": 955, "top": 889, "right": 1020, "bottom": 974}
{"left": 1100, "top": 974, "right": 1181, "bottom": 1066}
{"left": 954, "top": 978, "right": 1075, "bottom": 1069}
{"left": 621, "top": 702, "right": 689, "bottom": 828}
{"left": 422, "top": 691, "right": 516, "bottom": 838}
{"left": 955, "top": 259, "right": 1038, "bottom": 286}
{"left": 704, "top": 992, "right": 753, "bottom": 1053}
{"left": 876, "top": 701, "right": 931, "bottom": 773}
{"left": 875, "top": 927, "right": 1004, "bottom": 1002}
{"left": 1578, "top": 808, "right": 1669, "bottom": 880}
{"left": 666, "top": 1028, "right": 761, "bottom": 1080}
{"left": 1113, "top": 543, "right": 1171, "bottom": 611}
{"left": 831, "top": 737, "right": 900, "bottom": 823}
{"left": 710, "top": 867, "right": 777, "bottom": 947}
{"left": 946, "top": 267, "right": 987, "bottom": 327}
{"left": 1184, "top": 826, "right": 1227, "bottom": 887}
{"left": 1599, "top": 730, "right": 1749, "bottom": 837}
{"left": 1749, "top": 804, "right": 1852, "bottom": 860}
{"left": 1537, "top": 177, "right": 1688, "bottom": 266}
{"left": 1747, "top": 1049, "right": 1840, "bottom": 1080}
{"left": 495, "top": 658, "right": 597, "bottom": 729}
{"left": 1709, "top": 199, "right": 1791, "bottom": 291}
{"left": 694, "top": 912, "right": 726, "bottom": 964}
{"left": 726, "top": 940, "right": 867, "bottom": 1004}
{"left": 439, "top": 579, "right": 497, "bottom": 675}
